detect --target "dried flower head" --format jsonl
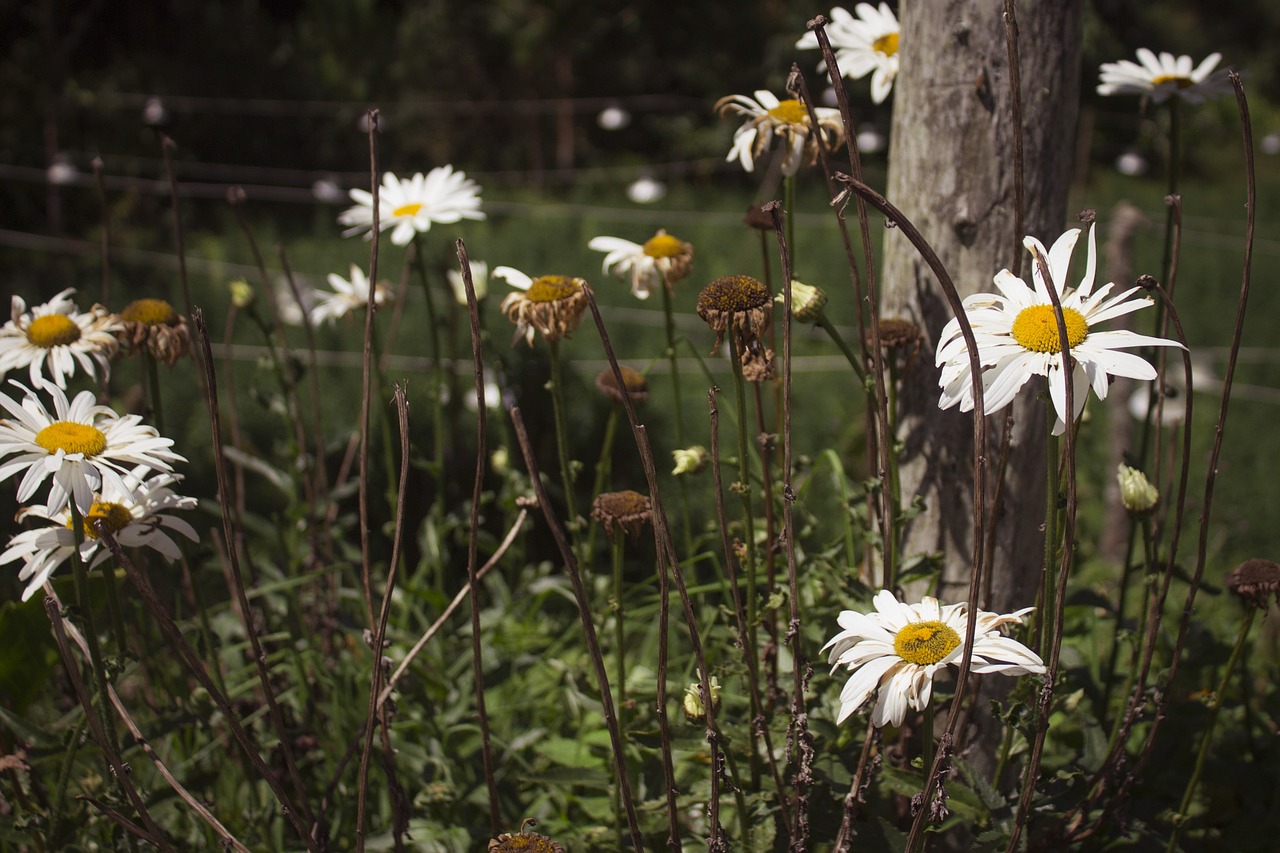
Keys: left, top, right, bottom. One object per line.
{"left": 590, "top": 490, "right": 652, "bottom": 541}
{"left": 1226, "top": 558, "right": 1280, "bottom": 610}
{"left": 117, "top": 298, "right": 191, "bottom": 366}
{"left": 682, "top": 675, "right": 722, "bottom": 723}
{"left": 776, "top": 280, "right": 828, "bottom": 324}
{"left": 1117, "top": 464, "right": 1159, "bottom": 515}
{"left": 743, "top": 203, "right": 776, "bottom": 232}
{"left": 488, "top": 819, "right": 565, "bottom": 853}
{"left": 697, "top": 275, "right": 774, "bottom": 381}
{"left": 872, "top": 317, "right": 924, "bottom": 361}
{"left": 494, "top": 267, "right": 592, "bottom": 347}
{"left": 595, "top": 365, "right": 648, "bottom": 405}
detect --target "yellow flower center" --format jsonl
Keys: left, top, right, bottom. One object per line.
{"left": 643, "top": 233, "right": 686, "bottom": 258}
{"left": 1011, "top": 305, "right": 1088, "bottom": 353}
{"left": 71, "top": 500, "right": 133, "bottom": 539}
{"left": 35, "top": 421, "right": 107, "bottom": 457}
{"left": 120, "top": 298, "right": 177, "bottom": 326}
{"left": 391, "top": 202, "right": 424, "bottom": 218}
{"left": 1150, "top": 74, "right": 1193, "bottom": 89}
{"left": 698, "top": 275, "right": 771, "bottom": 314}
{"left": 26, "top": 315, "right": 81, "bottom": 348}
{"left": 894, "top": 620, "right": 961, "bottom": 666}
{"left": 873, "top": 32, "right": 900, "bottom": 57}
{"left": 767, "top": 99, "right": 808, "bottom": 125}
{"left": 525, "top": 275, "right": 578, "bottom": 303}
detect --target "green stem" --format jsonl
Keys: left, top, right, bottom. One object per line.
{"left": 48, "top": 715, "right": 87, "bottom": 846}
{"left": 547, "top": 338, "right": 579, "bottom": 533}
{"left": 1167, "top": 607, "right": 1256, "bottom": 851}
{"left": 586, "top": 407, "right": 620, "bottom": 562}
{"left": 885, "top": 358, "right": 901, "bottom": 592}
{"left": 611, "top": 535, "right": 627, "bottom": 836}
{"left": 816, "top": 312, "right": 866, "bottom": 380}
{"left": 1039, "top": 414, "right": 1061, "bottom": 662}
{"left": 922, "top": 699, "right": 936, "bottom": 780}
{"left": 143, "top": 350, "right": 165, "bottom": 438}
{"left": 660, "top": 283, "right": 695, "bottom": 559}
{"left": 410, "top": 237, "right": 448, "bottom": 505}
{"left": 785, "top": 173, "right": 797, "bottom": 275}
{"left": 66, "top": 503, "right": 118, "bottom": 775}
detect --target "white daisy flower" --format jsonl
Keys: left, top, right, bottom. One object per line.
{"left": 1, "top": 468, "right": 197, "bottom": 602}
{"left": 587, "top": 230, "right": 694, "bottom": 300}
{"left": 1097, "top": 49, "right": 1231, "bottom": 105}
{"left": 308, "top": 265, "right": 393, "bottom": 327}
{"left": 446, "top": 260, "right": 489, "bottom": 307}
{"left": 797, "top": 4, "right": 901, "bottom": 104}
{"left": 935, "top": 223, "right": 1185, "bottom": 435}
{"left": 0, "top": 382, "right": 182, "bottom": 516}
{"left": 825, "top": 589, "right": 1044, "bottom": 728}
{"left": 338, "top": 166, "right": 485, "bottom": 247}
{"left": 714, "top": 90, "right": 844, "bottom": 176}
{"left": 0, "top": 289, "right": 120, "bottom": 389}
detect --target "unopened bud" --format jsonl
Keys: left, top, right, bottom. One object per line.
{"left": 682, "top": 676, "right": 721, "bottom": 723}
{"left": 228, "top": 278, "right": 256, "bottom": 309}
{"left": 776, "top": 279, "right": 827, "bottom": 323}
{"left": 1117, "top": 464, "right": 1159, "bottom": 515}
{"left": 672, "top": 446, "right": 710, "bottom": 476}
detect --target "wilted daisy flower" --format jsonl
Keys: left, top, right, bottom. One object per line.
{"left": 1, "top": 468, "right": 197, "bottom": 602}
{"left": 117, "top": 298, "right": 191, "bottom": 365}
{"left": 587, "top": 230, "right": 694, "bottom": 300}
{"left": 446, "top": 260, "right": 489, "bottom": 307}
{"left": 590, "top": 489, "right": 652, "bottom": 541}
{"left": 0, "top": 289, "right": 119, "bottom": 389}
{"left": 715, "top": 90, "right": 843, "bottom": 176}
{"left": 797, "top": 3, "right": 901, "bottom": 104}
{"left": 1226, "top": 558, "right": 1280, "bottom": 610}
{"left": 936, "top": 223, "right": 1184, "bottom": 434}
{"left": 309, "top": 265, "right": 393, "bottom": 327}
{"left": 488, "top": 820, "right": 565, "bottom": 853}
{"left": 0, "top": 382, "right": 182, "bottom": 516}
{"left": 338, "top": 166, "right": 485, "bottom": 246}
{"left": 825, "top": 589, "right": 1044, "bottom": 728}
{"left": 697, "top": 275, "right": 774, "bottom": 381}
{"left": 493, "top": 267, "right": 592, "bottom": 347}
{"left": 1097, "top": 49, "right": 1231, "bottom": 105}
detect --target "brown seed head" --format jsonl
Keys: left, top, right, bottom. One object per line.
{"left": 591, "top": 489, "right": 652, "bottom": 540}
{"left": 1226, "top": 558, "right": 1280, "bottom": 609}
{"left": 595, "top": 365, "right": 649, "bottom": 404}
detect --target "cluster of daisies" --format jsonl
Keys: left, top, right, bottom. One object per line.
{"left": 0, "top": 289, "right": 196, "bottom": 602}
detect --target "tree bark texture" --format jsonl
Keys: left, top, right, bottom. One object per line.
{"left": 882, "top": 0, "right": 1082, "bottom": 611}
{"left": 879, "top": 0, "right": 1082, "bottom": 777}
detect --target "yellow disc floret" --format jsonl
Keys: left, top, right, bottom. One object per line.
{"left": 26, "top": 315, "right": 82, "bottom": 348}
{"left": 1011, "top": 305, "right": 1088, "bottom": 353}
{"left": 35, "top": 422, "right": 107, "bottom": 457}
{"left": 525, "top": 275, "right": 579, "bottom": 304}
{"left": 1150, "top": 74, "right": 1193, "bottom": 89}
{"left": 873, "top": 32, "right": 900, "bottom": 57}
{"left": 894, "top": 620, "right": 961, "bottom": 666}
{"left": 767, "top": 99, "right": 808, "bottom": 125}
{"left": 391, "top": 203, "right": 424, "bottom": 218}
{"left": 120, "top": 298, "right": 178, "bottom": 326}
{"left": 74, "top": 501, "right": 133, "bottom": 539}
{"left": 643, "top": 232, "right": 687, "bottom": 258}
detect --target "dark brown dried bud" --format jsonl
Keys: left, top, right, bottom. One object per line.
{"left": 1226, "top": 558, "right": 1280, "bottom": 609}
{"left": 595, "top": 365, "right": 648, "bottom": 404}
{"left": 591, "top": 490, "right": 652, "bottom": 541}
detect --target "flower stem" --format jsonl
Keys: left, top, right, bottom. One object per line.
{"left": 547, "top": 338, "right": 580, "bottom": 533}
{"left": 1039, "top": 413, "right": 1061, "bottom": 661}
{"left": 142, "top": 350, "right": 165, "bottom": 438}
{"left": 410, "top": 237, "right": 449, "bottom": 501}
{"left": 587, "top": 407, "right": 620, "bottom": 559}
{"left": 728, "top": 335, "right": 761, "bottom": 784}
{"left": 660, "top": 282, "right": 695, "bottom": 558}
{"left": 66, "top": 502, "right": 119, "bottom": 776}
{"left": 1167, "top": 606, "right": 1256, "bottom": 851}
{"left": 816, "top": 312, "right": 866, "bottom": 380}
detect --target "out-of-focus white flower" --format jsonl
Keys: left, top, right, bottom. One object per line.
{"left": 338, "top": 167, "right": 485, "bottom": 246}
{"left": 446, "top": 260, "right": 489, "bottom": 306}
{"left": 1097, "top": 49, "right": 1232, "bottom": 105}
{"left": 309, "top": 265, "right": 393, "bottom": 327}
{"left": 626, "top": 176, "right": 666, "bottom": 204}
{"left": 797, "top": 4, "right": 901, "bottom": 104}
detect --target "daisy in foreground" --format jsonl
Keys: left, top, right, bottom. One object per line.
{"left": 935, "top": 222, "right": 1184, "bottom": 434}
{"left": 309, "top": 265, "right": 393, "bottom": 326}
{"left": 825, "top": 589, "right": 1044, "bottom": 728}
{"left": 0, "top": 289, "right": 120, "bottom": 389}
{"left": 796, "top": 3, "right": 901, "bottom": 104}
{"left": 714, "top": 90, "right": 843, "bottom": 175}
{"left": 587, "top": 230, "right": 694, "bottom": 300}
{"left": 338, "top": 166, "right": 485, "bottom": 246}
{"left": 1097, "top": 49, "right": 1231, "bottom": 105}
{"left": 0, "top": 382, "right": 182, "bottom": 515}
{"left": 1, "top": 468, "right": 197, "bottom": 602}
{"left": 492, "top": 266, "right": 591, "bottom": 347}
